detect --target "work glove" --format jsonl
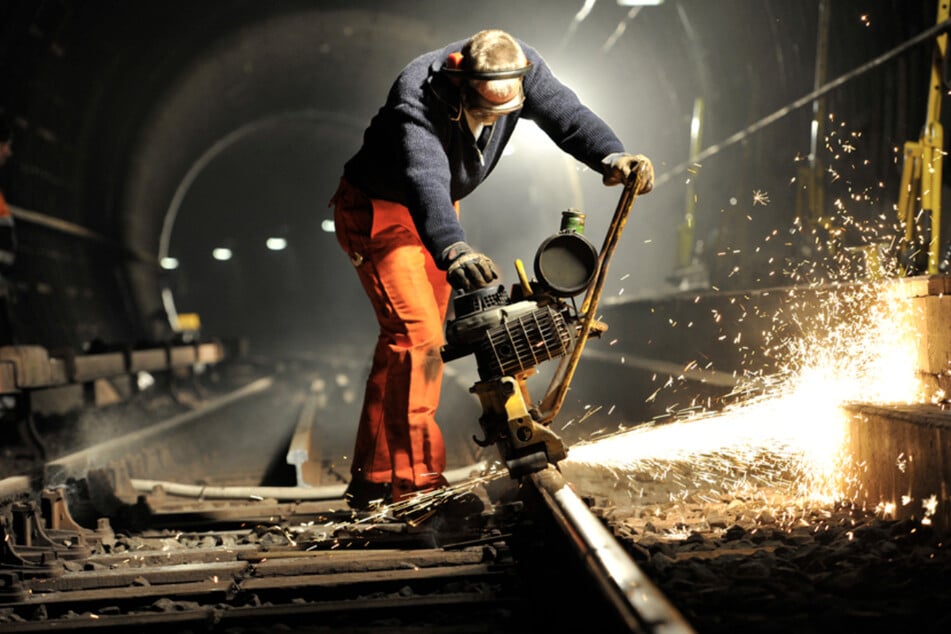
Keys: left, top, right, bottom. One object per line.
{"left": 602, "top": 153, "right": 655, "bottom": 193}
{"left": 442, "top": 241, "right": 499, "bottom": 291}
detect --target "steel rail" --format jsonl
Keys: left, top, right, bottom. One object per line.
{"left": 529, "top": 466, "right": 695, "bottom": 634}
{"left": 44, "top": 376, "right": 274, "bottom": 483}
{"left": 1, "top": 369, "right": 696, "bottom": 632}
{"left": 0, "top": 470, "right": 695, "bottom": 633}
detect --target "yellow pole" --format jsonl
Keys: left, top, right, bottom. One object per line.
{"left": 898, "top": 0, "right": 947, "bottom": 274}
{"left": 923, "top": 0, "right": 948, "bottom": 273}
{"left": 678, "top": 98, "right": 703, "bottom": 270}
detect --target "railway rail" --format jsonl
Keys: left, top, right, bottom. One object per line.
{"left": 5, "top": 341, "right": 947, "bottom": 632}
{"left": 0, "top": 370, "right": 694, "bottom": 634}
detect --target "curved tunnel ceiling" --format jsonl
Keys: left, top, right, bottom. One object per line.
{"left": 0, "top": 0, "right": 937, "bottom": 354}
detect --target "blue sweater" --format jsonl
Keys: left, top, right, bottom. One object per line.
{"left": 342, "top": 37, "right": 625, "bottom": 269}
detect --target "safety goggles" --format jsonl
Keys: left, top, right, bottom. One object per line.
{"left": 461, "top": 80, "right": 525, "bottom": 119}
{"left": 443, "top": 62, "right": 532, "bottom": 119}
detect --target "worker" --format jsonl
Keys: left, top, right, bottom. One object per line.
{"left": 0, "top": 114, "right": 17, "bottom": 346}
{"left": 0, "top": 114, "right": 15, "bottom": 273}
{"left": 330, "top": 29, "right": 654, "bottom": 510}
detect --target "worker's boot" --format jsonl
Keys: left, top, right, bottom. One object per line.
{"left": 344, "top": 479, "right": 392, "bottom": 511}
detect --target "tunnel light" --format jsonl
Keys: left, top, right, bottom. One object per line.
{"left": 160, "top": 257, "right": 179, "bottom": 270}
{"left": 137, "top": 371, "right": 155, "bottom": 391}
{"left": 212, "top": 247, "right": 233, "bottom": 261}
{"left": 266, "top": 237, "right": 287, "bottom": 251}
{"left": 321, "top": 219, "right": 335, "bottom": 233}
{"left": 617, "top": 0, "right": 663, "bottom": 5}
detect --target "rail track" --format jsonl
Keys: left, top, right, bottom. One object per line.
{"left": 0, "top": 368, "right": 694, "bottom": 633}
{"left": 3, "top": 361, "right": 950, "bottom": 632}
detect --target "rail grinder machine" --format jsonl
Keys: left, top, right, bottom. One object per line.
{"left": 441, "top": 175, "right": 645, "bottom": 478}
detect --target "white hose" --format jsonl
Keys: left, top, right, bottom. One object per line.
{"left": 130, "top": 461, "right": 489, "bottom": 501}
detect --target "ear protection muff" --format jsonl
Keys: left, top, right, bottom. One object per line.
{"left": 445, "top": 52, "right": 465, "bottom": 86}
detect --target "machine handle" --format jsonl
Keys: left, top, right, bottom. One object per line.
{"left": 536, "top": 173, "right": 644, "bottom": 424}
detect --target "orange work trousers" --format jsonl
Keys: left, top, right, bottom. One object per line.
{"left": 331, "top": 179, "right": 454, "bottom": 502}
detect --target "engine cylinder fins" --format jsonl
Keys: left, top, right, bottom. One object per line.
{"left": 474, "top": 306, "right": 572, "bottom": 380}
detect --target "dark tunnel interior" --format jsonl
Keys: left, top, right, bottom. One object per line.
{"left": 2, "top": 7, "right": 950, "bottom": 629}
{"left": 0, "top": 0, "right": 941, "bottom": 365}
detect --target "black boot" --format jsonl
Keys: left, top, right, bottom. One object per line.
{"left": 344, "top": 479, "right": 392, "bottom": 510}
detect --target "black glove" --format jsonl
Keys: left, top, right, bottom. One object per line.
{"left": 441, "top": 241, "right": 499, "bottom": 291}
{"left": 602, "top": 153, "right": 655, "bottom": 193}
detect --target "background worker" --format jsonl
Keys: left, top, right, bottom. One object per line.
{"left": 331, "top": 29, "right": 654, "bottom": 509}
{"left": 0, "top": 115, "right": 15, "bottom": 272}
{"left": 0, "top": 114, "right": 17, "bottom": 345}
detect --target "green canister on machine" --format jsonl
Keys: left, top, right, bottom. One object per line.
{"left": 560, "top": 209, "right": 586, "bottom": 234}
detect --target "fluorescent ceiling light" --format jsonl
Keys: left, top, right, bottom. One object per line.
{"left": 266, "top": 237, "right": 287, "bottom": 251}
{"left": 212, "top": 247, "right": 233, "bottom": 261}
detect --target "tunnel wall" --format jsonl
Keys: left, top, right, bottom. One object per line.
{"left": 0, "top": 1, "right": 280, "bottom": 349}
{"left": 0, "top": 1, "right": 456, "bottom": 350}
{"left": 119, "top": 7, "right": 445, "bottom": 352}
{"left": 0, "top": 0, "right": 940, "bottom": 356}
